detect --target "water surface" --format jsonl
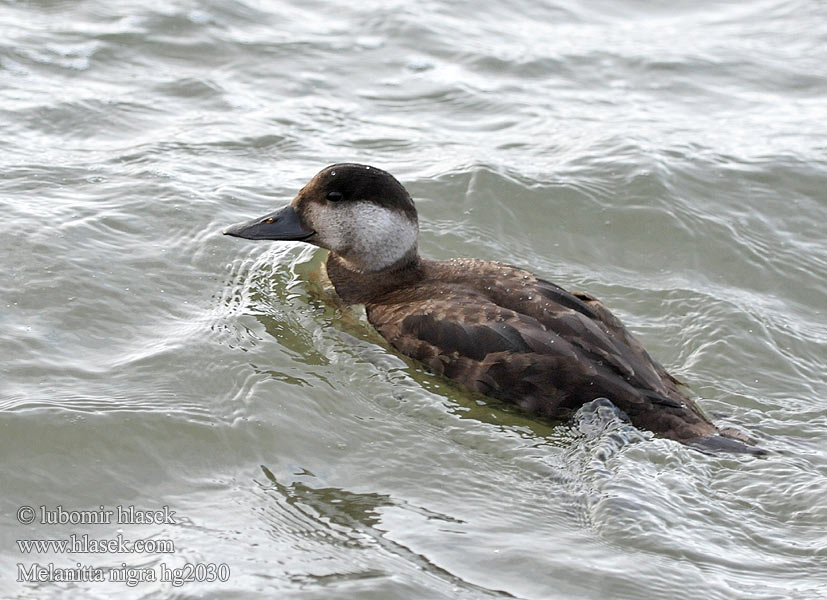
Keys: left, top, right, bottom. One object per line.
{"left": 1, "top": 0, "right": 826, "bottom": 598}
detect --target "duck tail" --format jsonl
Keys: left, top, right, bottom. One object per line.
{"left": 688, "top": 432, "right": 767, "bottom": 456}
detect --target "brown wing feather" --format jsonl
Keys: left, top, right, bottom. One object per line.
{"left": 364, "top": 264, "right": 717, "bottom": 443}
{"left": 436, "top": 261, "right": 679, "bottom": 396}
{"left": 568, "top": 289, "right": 685, "bottom": 387}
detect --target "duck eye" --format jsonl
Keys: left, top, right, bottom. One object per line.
{"left": 326, "top": 191, "right": 343, "bottom": 202}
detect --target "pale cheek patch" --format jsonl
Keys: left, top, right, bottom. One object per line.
{"left": 305, "top": 203, "right": 346, "bottom": 253}
{"left": 348, "top": 203, "right": 418, "bottom": 270}
{"left": 306, "top": 201, "right": 417, "bottom": 271}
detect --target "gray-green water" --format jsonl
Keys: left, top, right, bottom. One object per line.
{"left": 2, "top": 1, "right": 826, "bottom": 598}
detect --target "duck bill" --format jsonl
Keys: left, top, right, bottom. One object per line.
{"left": 223, "top": 205, "right": 314, "bottom": 241}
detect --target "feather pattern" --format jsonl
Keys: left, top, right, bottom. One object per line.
{"left": 350, "top": 257, "right": 718, "bottom": 443}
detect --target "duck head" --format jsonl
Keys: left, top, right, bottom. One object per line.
{"left": 224, "top": 163, "right": 419, "bottom": 272}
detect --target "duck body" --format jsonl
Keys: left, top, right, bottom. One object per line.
{"left": 225, "top": 163, "right": 764, "bottom": 455}
{"left": 328, "top": 254, "right": 716, "bottom": 444}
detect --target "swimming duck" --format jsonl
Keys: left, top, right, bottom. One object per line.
{"left": 225, "top": 163, "right": 764, "bottom": 455}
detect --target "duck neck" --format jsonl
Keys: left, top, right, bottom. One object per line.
{"left": 326, "top": 250, "right": 424, "bottom": 304}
